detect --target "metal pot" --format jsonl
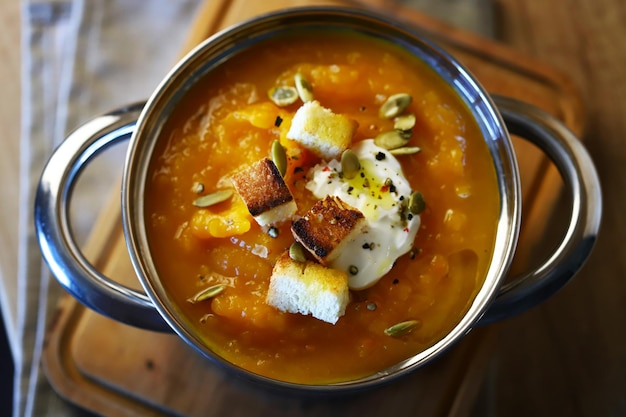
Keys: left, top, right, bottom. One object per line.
{"left": 34, "top": 7, "right": 601, "bottom": 392}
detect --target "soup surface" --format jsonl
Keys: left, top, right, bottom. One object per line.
{"left": 145, "top": 31, "right": 499, "bottom": 384}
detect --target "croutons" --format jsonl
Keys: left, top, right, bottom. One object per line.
{"left": 231, "top": 158, "right": 296, "bottom": 226}
{"left": 266, "top": 253, "right": 349, "bottom": 324}
{"left": 291, "top": 196, "right": 367, "bottom": 265}
{"left": 287, "top": 100, "right": 357, "bottom": 159}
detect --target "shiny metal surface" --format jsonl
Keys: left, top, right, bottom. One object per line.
{"left": 33, "top": 7, "right": 601, "bottom": 392}
{"left": 34, "top": 102, "right": 170, "bottom": 332}
{"left": 480, "top": 95, "right": 602, "bottom": 324}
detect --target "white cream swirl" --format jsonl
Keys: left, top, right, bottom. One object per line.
{"left": 306, "top": 139, "right": 420, "bottom": 290}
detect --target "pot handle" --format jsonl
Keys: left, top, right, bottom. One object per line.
{"left": 479, "top": 95, "right": 602, "bottom": 324}
{"left": 35, "top": 102, "right": 171, "bottom": 332}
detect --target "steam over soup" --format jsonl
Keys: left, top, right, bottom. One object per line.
{"left": 145, "top": 31, "right": 499, "bottom": 384}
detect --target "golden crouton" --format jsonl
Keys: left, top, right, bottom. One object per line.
{"left": 266, "top": 252, "right": 349, "bottom": 324}
{"left": 231, "top": 158, "right": 297, "bottom": 226}
{"left": 286, "top": 100, "right": 357, "bottom": 159}
{"left": 291, "top": 196, "right": 366, "bottom": 265}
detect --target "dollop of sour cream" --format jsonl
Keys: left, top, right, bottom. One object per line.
{"left": 306, "top": 139, "right": 420, "bottom": 290}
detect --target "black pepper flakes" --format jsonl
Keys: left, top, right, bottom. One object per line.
{"left": 375, "top": 151, "right": 386, "bottom": 161}
{"left": 409, "top": 248, "right": 421, "bottom": 259}
{"left": 393, "top": 278, "right": 399, "bottom": 285}
{"left": 274, "top": 115, "right": 283, "bottom": 127}
{"left": 362, "top": 242, "right": 375, "bottom": 250}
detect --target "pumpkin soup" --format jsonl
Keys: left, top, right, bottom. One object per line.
{"left": 145, "top": 31, "right": 499, "bottom": 384}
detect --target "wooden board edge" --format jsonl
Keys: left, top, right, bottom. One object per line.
{"left": 178, "top": 0, "right": 232, "bottom": 59}
{"left": 43, "top": 295, "right": 168, "bottom": 417}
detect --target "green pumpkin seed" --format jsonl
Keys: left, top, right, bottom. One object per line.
{"left": 408, "top": 191, "right": 426, "bottom": 215}
{"left": 271, "top": 140, "right": 287, "bottom": 176}
{"left": 384, "top": 319, "right": 421, "bottom": 337}
{"left": 289, "top": 242, "right": 307, "bottom": 262}
{"left": 192, "top": 189, "right": 233, "bottom": 208}
{"left": 394, "top": 113, "right": 416, "bottom": 131}
{"left": 268, "top": 86, "right": 299, "bottom": 107}
{"left": 294, "top": 72, "right": 314, "bottom": 103}
{"left": 379, "top": 93, "right": 412, "bottom": 119}
{"left": 389, "top": 146, "right": 422, "bottom": 156}
{"left": 340, "top": 149, "right": 361, "bottom": 179}
{"left": 374, "top": 130, "right": 411, "bottom": 150}
{"left": 187, "top": 284, "right": 226, "bottom": 304}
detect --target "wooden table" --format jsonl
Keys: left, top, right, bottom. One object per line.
{"left": 480, "top": 1, "right": 626, "bottom": 416}
{"left": 1, "top": 0, "right": 625, "bottom": 416}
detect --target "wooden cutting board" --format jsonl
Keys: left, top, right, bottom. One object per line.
{"left": 42, "top": 1, "right": 586, "bottom": 416}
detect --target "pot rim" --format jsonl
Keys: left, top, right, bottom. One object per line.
{"left": 122, "top": 5, "right": 521, "bottom": 392}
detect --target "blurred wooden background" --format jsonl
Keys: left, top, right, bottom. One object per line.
{"left": 483, "top": 0, "right": 626, "bottom": 416}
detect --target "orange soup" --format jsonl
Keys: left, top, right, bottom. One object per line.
{"left": 145, "top": 31, "right": 499, "bottom": 384}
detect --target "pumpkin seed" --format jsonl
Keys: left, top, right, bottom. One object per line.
{"left": 187, "top": 284, "right": 226, "bottom": 304}
{"left": 389, "top": 146, "right": 422, "bottom": 156}
{"left": 374, "top": 130, "right": 411, "bottom": 150}
{"left": 268, "top": 86, "right": 299, "bottom": 107}
{"left": 394, "top": 113, "right": 416, "bottom": 131}
{"left": 379, "top": 93, "right": 412, "bottom": 119}
{"left": 289, "top": 241, "right": 307, "bottom": 262}
{"left": 294, "top": 72, "right": 314, "bottom": 103}
{"left": 408, "top": 191, "right": 426, "bottom": 215}
{"left": 384, "top": 319, "right": 421, "bottom": 337}
{"left": 340, "top": 149, "right": 361, "bottom": 179}
{"left": 271, "top": 140, "right": 287, "bottom": 176}
{"left": 192, "top": 189, "right": 233, "bottom": 208}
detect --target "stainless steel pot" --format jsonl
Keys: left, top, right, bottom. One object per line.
{"left": 34, "top": 7, "right": 602, "bottom": 392}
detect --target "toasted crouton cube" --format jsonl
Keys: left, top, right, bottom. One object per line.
{"left": 231, "top": 158, "right": 297, "bottom": 226}
{"left": 266, "top": 253, "right": 349, "bottom": 324}
{"left": 287, "top": 100, "right": 357, "bottom": 159}
{"left": 291, "top": 196, "right": 367, "bottom": 265}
